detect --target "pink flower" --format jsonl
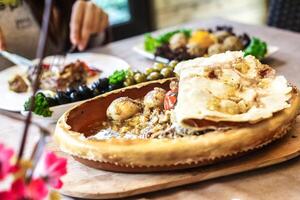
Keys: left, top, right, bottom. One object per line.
{"left": 0, "top": 178, "right": 48, "bottom": 200}
{"left": 34, "top": 151, "right": 67, "bottom": 189}
{"left": 0, "top": 143, "right": 16, "bottom": 180}
{"left": 27, "top": 178, "right": 48, "bottom": 200}
{"left": 0, "top": 179, "right": 26, "bottom": 200}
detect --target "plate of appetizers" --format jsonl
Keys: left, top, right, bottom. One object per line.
{"left": 54, "top": 51, "right": 300, "bottom": 172}
{"left": 133, "top": 25, "right": 279, "bottom": 63}
{"left": 0, "top": 53, "right": 130, "bottom": 112}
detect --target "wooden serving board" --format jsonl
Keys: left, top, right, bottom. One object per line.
{"left": 50, "top": 117, "right": 300, "bottom": 199}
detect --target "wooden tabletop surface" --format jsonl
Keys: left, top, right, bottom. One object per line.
{"left": 1, "top": 18, "right": 300, "bottom": 200}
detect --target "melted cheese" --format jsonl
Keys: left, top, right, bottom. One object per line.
{"left": 174, "top": 51, "right": 292, "bottom": 128}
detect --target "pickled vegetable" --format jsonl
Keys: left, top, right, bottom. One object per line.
{"left": 168, "top": 60, "right": 178, "bottom": 68}
{"left": 244, "top": 37, "right": 267, "bottom": 60}
{"left": 78, "top": 85, "right": 93, "bottom": 99}
{"left": 147, "top": 71, "right": 161, "bottom": 81}
{"left": 160, "top": 67, "right": 173, "bottom": 78}
{"left": 153, "top": 63, "right": 165, "bottom": 71}
{"left": 134, "top": 73, "right": 147, "bottom": 83}
{"left": 70, "top": 91, "right": 83, "bottom": 102}
{"left": 56, "top": 91, "right": 71, "bottom": 104}
{"left": 124, "top": 77, "right": 135, "bottom": 86}
{"left": 145, "top": 67, "right": 156, "bottom": 75}
{"left": 108, "top": 70, "right": 127, "bottom": 85}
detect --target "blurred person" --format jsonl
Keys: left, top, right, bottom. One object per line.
{"left": 0, "top": 0, "right": 109, "bottom": 69}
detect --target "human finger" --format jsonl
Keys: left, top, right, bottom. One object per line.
{"left": 70, "top": 0, "right": 85, "bottom": 46}
{"left": 78, "top": 2, "right": 95, "bottom": 50}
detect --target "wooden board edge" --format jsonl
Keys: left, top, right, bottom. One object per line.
{"left": 59, "top": 136, "right": 300, "bottom": 199}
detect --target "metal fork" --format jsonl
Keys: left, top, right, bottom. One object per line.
{"left": 48, "top": 45, "right": 77, "bottom": 68}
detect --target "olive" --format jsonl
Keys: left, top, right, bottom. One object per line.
{"left": 70, "top": 91, "right": 83, "bottom": 102}
{"left": 124, "top": 77, "right": 135, "bottom": 87}
{"left": 145, "top": 67, "right": 155, "bottom": 75}
{"left": 92, "top": 78, "right": 109, "bottom": 91}
{"left": 101, "top": 87, "right": 110, "bottom": 93}
{"left": 168, "top": 60, "right": 178, "bottom": 68}
{"left": 133, "top": 70, "right": 141, "bottom": 74}
{"left": 78, "top": 85, "right": 93, "bottom": 99}
{"left": 46, "top": 97, "right": 58, "bottom": 107}
{"left": 133, "top": 73, "right": 147, "bottom": 83}
{"left": 55, "top": 91, "right": 71, "bottom": 104}
{"left": 160, "top": 67, "right": 174, "bottom": 78}
{"left": 94, "top": 88, "right": 106, "bottom": 96}
{"left": 147, "top": 71, "right": 161, "bottom": 81}
{"left": 65, "top": 87, "right": 76, "bottom": 96}
{"left": 125, "top": 70, "right": 135, "bottom": 78}
{"left": 98, "top": 78, "right": 109, "bottom": 90}
{"left": 91, "top": 81, "right": 99, "bottom": 90}
{"left": 92, "top": 89, "right": 101, "bottom": 97}
{"left": 153, "top": 63, "right": 165, "bottom": 71}
{"left": 108, "top": 82, "right": 123, "bottom": 91}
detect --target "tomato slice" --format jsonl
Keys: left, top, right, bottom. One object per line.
{"left": 164, "top": 90, "right": 177, "bottom": 110}
{"left": 42, "top": 63, "right": 50, "bottom": 70}
{"left": 81, "top": 61, "right": 99, "bottom": 77}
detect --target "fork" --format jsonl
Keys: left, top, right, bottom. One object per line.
{"left": 48, "top": 44, "right": 77, "bottom": 68}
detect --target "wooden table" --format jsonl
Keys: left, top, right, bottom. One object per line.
{"left": 1, "top": 18, "right": 300, "bottom": 199}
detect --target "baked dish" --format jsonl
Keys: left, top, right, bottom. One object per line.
{"left": 54, "top": 51, "right": 300, "bottom": 172}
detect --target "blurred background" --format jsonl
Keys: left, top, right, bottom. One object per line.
{"left": 93, "top": 0, "right": 299, "bottom": 41}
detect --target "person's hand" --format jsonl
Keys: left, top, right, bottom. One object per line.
{"left": 0, "top": 27, "right": 6, "bottom": 50}
{"left": 70, "top": 0, "right": 109, "bottom": 51}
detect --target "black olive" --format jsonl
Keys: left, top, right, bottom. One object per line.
{"left": 98, "top": 78, "right": 109, "bottom": 90}
{"left": 108, "top": 82, "right": 123, "bottom": 91}
{"left": 70, "top": 91, "right": 83, "bottom": 102}
{"left": 46, "top": 97, "right": 58, "bottom": 107}
{"left": 92, "top": 88, "right": 104, "bottom": 97}
{"left": 55, "top": 91, "right": 71, "bottom": 104}
{"left": 78, "top": 85, "right": 93, "bottom": 99}
{"left": 65, "top": 87, "right": 76, "bottom": 96}
{"left": 91, "top": 81, "right": 99, "bottom": 90}
{"left": 91, "top": 78, "right": 109, "bottom": 91}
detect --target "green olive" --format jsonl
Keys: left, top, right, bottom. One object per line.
{"left": 160, "top": 67, "right": 174, "bottom": 78}
{"left": 153, "top": 63, "right": 166, "bottom": 71}
{"left": 134, "top": 73, "right": 147, "bottom": 83}
{"left": 123, "top": 77, "right": 135, "bottom": 87}
{"left": 147, "top": 71, "right": 161, "bottom": 81}
{"left": 133, "top": 70, "right": 141, "bottom": 74}
{"left": 168, "top": 60, "right": 178, "bottom": 68}
{"left": 145, "top": 67, "right": 155, "bottom": 75}
{"left": 125, "top": 69, "right": 134, "bottom": 79}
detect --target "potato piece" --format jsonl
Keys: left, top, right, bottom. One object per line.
{"left": 223, "top": 36, "right": 243, "bottom": 51}
{"left": 214, "top": 31, "right": 231, "bottom": 43}
{"left": 187, "top": 43, "right": 206, "bottom": 57}
{"left": 169, "top": 33, "right": 187, "bottom": 50}
{"left": 144, "top": 87, "right": 166, "bottom": 109}
{"left": 107, "top": 97, "right": 141, "bottom": 121}
{"left": 207, "top": 43, "right": 225, "bottom": 56}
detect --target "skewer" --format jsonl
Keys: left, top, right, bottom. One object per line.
{"left": 17, "top": 0, "right": 53, "bottom": 162}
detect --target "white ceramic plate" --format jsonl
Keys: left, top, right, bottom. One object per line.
{"left": 133, "top": 43, "right": 279, "bottom": 63}
{"left": 0, "top": 52, "right": 130, "bottom": 112}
